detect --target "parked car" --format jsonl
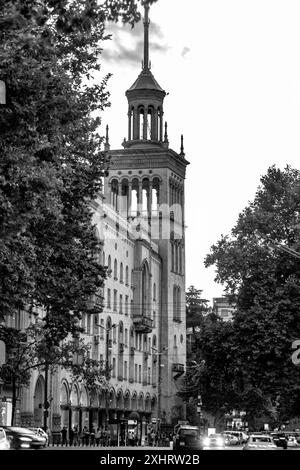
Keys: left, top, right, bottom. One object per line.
{"left": 3, "top": 426, "right": 46, "bottom": 449}
{"left": 202, "top": 433, "right": 225, "bottom": 450}
{"left": 270, "top": 432, "right": 288, "bottom": 449}
{"left": 223, "top": 433, "right": 240, "bottom": 446}
{"left": 243, "top": 434, "right": 278, "bottom": 450}
{"left": 286, "top": 435, "right": 299, "bottom": 448}
{"left": 28, "top": 427, "right": 48, "bottom": 446}
{"left": 173, "top": 425, "right": 202, "bottom": 450}
{"left": 0, "top": 427, "right": 10, "bottom": 450}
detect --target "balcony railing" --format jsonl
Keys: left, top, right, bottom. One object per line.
{"left": 132, "top": 314, "right": 153, "bottom": 333}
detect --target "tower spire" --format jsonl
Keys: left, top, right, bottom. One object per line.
{"left": 143, "top": 4, "right": 150, "bottom": 71}
{"left": 180, "top": 134, "right": 185, "bottom": 157}
{"left": 104, "top": 124, "right": 110, "bottom": 151}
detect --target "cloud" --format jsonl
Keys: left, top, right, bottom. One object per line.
{"left": 102, "top": 19, "right": 169, "bottom": 66}
{"left": 181, "top": 47, "right": 191, "bottom": 58}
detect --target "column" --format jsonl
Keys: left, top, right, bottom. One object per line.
{"left": 118, "top": 181, "right": 122, "bottom": 213}
{"left": 128, "top": 107, "right": 132, "bottom": 141}
{"left": 143, "top": 108, "right": 147, "bottom": 140}
{"left": 128, "top": 181, "right": 132, "bottom": 218}
{"left": 138, "top": 182, "right": 143, "bottom": 215}
{"left": 133, "top": 108, "right": 139, "bottom": 140}
{"left": 159, "top": 110, "right": 164, "bottom": 141}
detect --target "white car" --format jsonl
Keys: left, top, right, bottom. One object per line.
{"left": 0, "top": 427, "right": 10, "bottom": 450}
{"left": 287, "top": 436, "right": 299, "bottom": 448}
{"left": 243, "top": 434, "right": 278, "bottom": 450}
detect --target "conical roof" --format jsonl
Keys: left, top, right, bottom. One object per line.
{"left": 127, "top": 69, "right": 165, "bottom": 94}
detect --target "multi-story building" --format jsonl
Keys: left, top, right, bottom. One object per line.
{"left": 0, "top": 5, "right": 189, "bottom": 441}
{"left": 212, "top": 297, "right": 235, "bottom": 322}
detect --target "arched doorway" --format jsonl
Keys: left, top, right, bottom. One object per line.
{"left": 60, "top": 381, "right": 70, "bottom": 428}
{"left": 33, "top": 376, "right": 44, "bottom": 427}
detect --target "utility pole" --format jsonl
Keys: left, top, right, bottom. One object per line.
{"left": 151, "top": 346, "right": 168, "bottom": 437}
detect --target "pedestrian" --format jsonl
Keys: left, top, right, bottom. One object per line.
{"left": 61, "top": 426, "right": 68, "bottom": 446}
{"left": 102, "top": 428, "right": 107, "bottom": 447}
{"left": 69, "top": 426, "right": 74, "bottom": 446}
{"left": 73, "top": 425, "right": 79, "bottom": 447}
{"left": 95, "top": 427, "right": 101, "bottom": 447}
{"left": 90, "top": 426, "right": 96, "bottom": 446}
{"left": 83, "top": 425, "right": 90, "bottom": 446}
{"left": 45, "top": 426, "right": 51, "bottom": 447}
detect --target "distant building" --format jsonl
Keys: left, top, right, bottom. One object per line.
{"left": 212, "top": 297, "right": 235, "bottom": 322}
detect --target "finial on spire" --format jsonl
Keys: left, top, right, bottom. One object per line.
{"left": 180, "top": 134, "right": 185, "bottom": 157}
{"left": 143, "top": 4, "right": 150, "bottom": 71}
{"left": 104, "top": 124, "right": 110, "bottom": 151}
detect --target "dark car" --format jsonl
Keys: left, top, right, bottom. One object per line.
{"left": 271, "top": 432, "right": 288, "bottom": 449}
{"left": 173, "top": 425, "right": 202, "bottom": 450}
{"left": 3, "top": 426, "right": 46, "bottom": 450}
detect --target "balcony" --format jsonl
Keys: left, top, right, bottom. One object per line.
{"left": 132, "top": 314, "right": 153, "bottom": 333}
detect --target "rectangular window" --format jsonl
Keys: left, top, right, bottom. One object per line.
{"left": 147, "top": 367, "right": 151, "bottom": 385}
{"left": 120, "top": 294, "right": 123, "bottom": 314}
{"left": 125, "top": 329, "right": 128, "bottom": 347}
{"left": 113, "top": 289, "right": 117, "bottom": 311}
{"left": 153, "top": 311, "right": 156, "bottom": 328}
{"left": 107, "top": 288, "right": 111, "bottom": 309}
{"left": 134, "top": 364, "right": 138, "bottom": 383}
{"left": 124, "top": 361, "right": 128, "bottom": 381}
{"left": 138, "top": 365, "right": 142, "bottom": 383}
{"left": 125, "top": 295, "right": 129, "bottom": 315}
{"left": 87, "top": 314, "right": 91, "bottom": 335}
{"left": 100, "top": 319, "right": 104, "bottom": 339}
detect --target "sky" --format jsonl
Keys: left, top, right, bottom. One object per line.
{"left": 98, "top": 0, "right": 300, "bottom": 304}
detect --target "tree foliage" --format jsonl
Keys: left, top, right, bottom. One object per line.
{"left": 202, "top": 166, "right": 300, "bottom": 426}
{"left": 0, "top": 0, "right": 156, "bottom": 335}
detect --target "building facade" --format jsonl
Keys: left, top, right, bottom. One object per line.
{"left": 0, "top": 6, "right": 189, "bottom": 440}
{"left": 212, "top": 297, "right": 235, "bottom": 322}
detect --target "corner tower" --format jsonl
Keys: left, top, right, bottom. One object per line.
{"left": 102, "top": 4, "right": 189, "bottom": 428}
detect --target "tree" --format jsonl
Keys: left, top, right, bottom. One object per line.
{"left": 205, "top": 165, "right": 300, "bottom": 426}
{"left": 0, "top": 320, "right": 106, "bottom": 425}
{"left": 0, "top": 0, "right": 157, "bottom": 335}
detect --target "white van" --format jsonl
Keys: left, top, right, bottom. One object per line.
{"left": 223, "top": 430, "right": 248, "bottom": 444}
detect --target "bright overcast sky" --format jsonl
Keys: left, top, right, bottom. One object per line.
{"left": 98, "top": 0, "right": 300, "bottom": 303}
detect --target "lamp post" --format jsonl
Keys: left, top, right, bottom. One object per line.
{"left": 151, "top": 346, "right": 168, "bottom": 436}
{"left": 96, "top": 323, "right": 116, "bottom": 431}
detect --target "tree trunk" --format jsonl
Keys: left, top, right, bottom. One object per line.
{"left": 11, "top": 376, "right": 17, "bottom": 426}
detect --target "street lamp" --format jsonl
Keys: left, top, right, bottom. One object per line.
{"left": 151, "top": 346, "right": 168, "bottom": 436}
{"left": 96, "top": 322, "right": 116, "bottom": 430}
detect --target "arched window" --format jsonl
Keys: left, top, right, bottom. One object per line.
{"left": 125, "top": 328, "right": 128, "bottom": 347}
{"left": 173, "top": 285, "right": 181, "bottom": 321}
{"left": 153, "top": 283, "right": 156, "bottom": 301}
{"left": 138, "top": 106, "right": 144, "bottom": 140}
{"left": 120, "top": 263, "right": 123, "bottom": 283}
{"left": 147, "top": 106, "right": 153, "bottom": 140}
{"left": 112, "top": 358, "right": 116, "bottom": 378}
{"left": 114, "top": 259, "right": 118, "bottom": 280}
{"left": 125, "top": 266, "right": 129, "bottom": 285}
{"left": 102, "top": 251, "right": 105, "bottom": 266}
{"left": 142, "top": 263, "right": 149, "bottom": 316}
{"left": 111, "top": 179, "right": 118, "bottom": 210}
{"left": 108, "top": 255, "right": 111, "bottom": 271}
